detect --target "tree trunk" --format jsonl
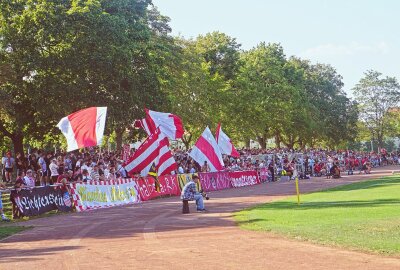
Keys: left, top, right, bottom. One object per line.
{"left": 257, "top": 136, "right": 266, "bottom": 149}
{"left": 275, "top": 132, "right": 281, "bottom": 149}
{"left": 245, "top": 138, "right": 250, "bottom": 148}
{"left": 12, "top": 133, "right": 24, "bottom": 155}
{"left": 182, "top": 133, "right": 192, "bottom": 150}
{"left": 115, "top": 128, "right": 124, "bottom": 151}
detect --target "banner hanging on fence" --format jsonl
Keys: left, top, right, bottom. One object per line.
{"left": 228, "top": 171, "right": 260, "bottom": 187}
{"left": 136, "top": 175, "right": 180, "bottom": 201}
{"left": 70, "top": 179, "right": 140, "bottom": 211}
{"left": 10, "top": 186, "right": 73, "bottom": 217}
{"left": 177, "top": 173, "right": 201, "bottom": 191}
{"left": 199, "top": 172, "right": 231, "bottom": 192}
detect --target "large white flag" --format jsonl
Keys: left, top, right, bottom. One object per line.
{"left": 215, "top": 123, "right": 240, "bottom": 158}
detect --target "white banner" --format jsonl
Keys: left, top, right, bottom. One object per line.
{"left": 70, "top": 179, "right": 141, "bottom": 211}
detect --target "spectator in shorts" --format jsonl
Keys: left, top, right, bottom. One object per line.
{"left": 2, "top": 151, "right": 15, "bottom": 183}
{"left": 49, "top": 159, "right": 59, "bottom": 185}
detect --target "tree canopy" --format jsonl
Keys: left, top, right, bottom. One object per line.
{"left": 1, "top": 1, "right": 389, "bottom": 153}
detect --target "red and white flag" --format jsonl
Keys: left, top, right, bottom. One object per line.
{"left": 57, "top": 107, "right": 107, "bottom": 152}
{"left": 133, "top": 118, "right": 155, "bottom": 137}
{"left": 134, "top": 109, "right": 184, "bottom": 139}
{"left": 216, "top": 123, "right": 240, "bottom": 158}
{"left": 125, "top": 129, "right": 177, "bottom": 177}
{"left": 156, "top": 137, "right": 177, "bottom": 176}
{"left": 189, "top": 127, "right": 224, "bottom": 172}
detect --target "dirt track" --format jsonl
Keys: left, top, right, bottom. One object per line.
{"left": 1, "top": 167, "right": 400, "bottom": 270}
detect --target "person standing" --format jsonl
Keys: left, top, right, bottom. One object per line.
{"left": 268, "top": 160, "right": 275, "bottom": 182}
{"left": 201, "top": 161, "right": 211, "bottom": 172}
{"left": 38, "top": 152, "right": 47, "bottom": 186}
{"left": 2, "top": 151, "right": 15, "bottom": 183}
{"left": 49, "top": 159, "right": 59, "bottom": 185}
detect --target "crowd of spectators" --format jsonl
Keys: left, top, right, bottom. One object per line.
{"left": 1, "top": 147, "right": 399, "bottom": 189}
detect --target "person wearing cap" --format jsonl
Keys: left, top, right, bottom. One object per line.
{"left": 180, "top": 175, "right": 207, "bottom": 212}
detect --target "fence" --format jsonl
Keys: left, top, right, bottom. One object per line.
{"left": 5, "top": 170, "right": 262, "bottom": 218}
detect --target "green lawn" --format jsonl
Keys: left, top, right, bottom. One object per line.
{"left": 0, "top": 226, "right": 30, "bottom": 240}
{"left": 1, "top": 191, "right": 12, "bottom": 220}
{"left": 0, "top": 192, "right": 28, "bottom": 240}
{"left": 235, "top": 176, "right": 400, "bottom": 255}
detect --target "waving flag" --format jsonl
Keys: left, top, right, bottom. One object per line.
{"left": 125, "top": 129, "right": 162, "bottom": 177}
{"left": 125, "top": 129, "right": 177, "bottom": 177}
{"left": 156, "top": 137, "right": 177, "bottom": 176}
{"left": 216, "top": 123, "right": 240, "bottom": 158}
{"left": 189, "top": 127, "right": 224, "bottom": 172}
{"left": 133, "top": 118, "right": 155, "bottom": 137}
{"left": 57, "top": 107, "right": 107, "bottom": 152}
{"left": 134, "top": 109, "right": 184, "bottom": 139}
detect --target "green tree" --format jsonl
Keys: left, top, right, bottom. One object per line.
{"left": 353, "top": 70, "right": 400, "bottom": 149}
{"left": 0, "top": 0, "right": 168, "bottom": 153}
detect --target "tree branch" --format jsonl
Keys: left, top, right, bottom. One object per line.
{"left": 0, "top": 119, "right": 13, "bottom": 138}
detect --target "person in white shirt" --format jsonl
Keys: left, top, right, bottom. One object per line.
{"left": 23, "top": 169, "right": 36, "bottom": 187}
{"left": 178, "top": 164, "right": 185, "bottom": 174}
{"left": 49, "top": 159, "right": 59, "bottom": 185}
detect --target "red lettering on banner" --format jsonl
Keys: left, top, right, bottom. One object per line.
{"left": 199, "top": 172, "right": 231, "bottom": 192}
{"left": 228, "top": 171, "right": 260, "bottom": 187}
{"left": 136, "top": 175, "right": 180, "bottom": 201}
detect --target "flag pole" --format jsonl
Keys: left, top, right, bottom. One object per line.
{"left": 295, "top": 176, "right": 300, "bottom": 205}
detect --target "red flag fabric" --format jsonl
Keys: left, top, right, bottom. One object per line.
{"left": 133, "top": 118, "right": 155, "bottom": 136}
{"left": 135, "top": 109, "right": 183, "bottom": 139}
{"left": 124, "top": 129, "right": 162, "bottom": 177}
{"left": 189, "top": 127, "right": 224, "bottom": 172}
{"left": 57, "top": 107, "right": 107, "bottom": 152}
{"left": 124, "top": 129, "right": 177, "bottom": 177}
{"left": 215, "top": 123, "right": 240, "bottom": 158}
{"left": 156, "top": 137, "right": 177, "bottom": 176}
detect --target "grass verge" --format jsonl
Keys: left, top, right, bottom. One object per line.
{"left": 0, "top": 226, "right": 31, "bottom": 240}
{"left": 235, "top": 176, "right": 400, "bottom": 255}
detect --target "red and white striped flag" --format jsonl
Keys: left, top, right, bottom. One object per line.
{"left": 125, "top": 129, "right": 177, "bottom": 177}
{"left": 216, "top": 123, "right": 240, "bottom": 158}
{"left": 57, "top": 107, "right": 107, "bottom": 152}
{"left": 133, "top": 117, "right": 155, "bottom": 137}
{"left": 189, "top": 127, "right": 224, "bottom": 172}
{"left": 125, "top": 129, "right": 162, "bottom": 177}
{"left": 156, "top": 137, "right": 177, "bottom": 176}
{"left": 134, "top": 109, "right": 184, "bottom": 139}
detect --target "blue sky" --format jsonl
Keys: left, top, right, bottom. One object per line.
{"left": 152, "top": 0, "right": 399, "bottom": 96}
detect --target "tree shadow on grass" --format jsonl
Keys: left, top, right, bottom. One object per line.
{"left": 254, "top": 198, "right": 400, "bottom": 210}
{"left": 323, "top": 177, "right": 400, "bottom": 193}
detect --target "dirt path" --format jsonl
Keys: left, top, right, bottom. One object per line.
{"left": 1, "top": 167, "right": 400, "bottom": 270}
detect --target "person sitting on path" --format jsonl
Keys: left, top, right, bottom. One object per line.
{"left": 180, "top": 175, "right": 206, "bottom": 212}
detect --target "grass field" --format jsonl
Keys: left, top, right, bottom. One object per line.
{"left": 0, "top": 226, "right": 30, "bottom": 240}
{"left": 235, "top": 176, "right": 400, "bottom": 255}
